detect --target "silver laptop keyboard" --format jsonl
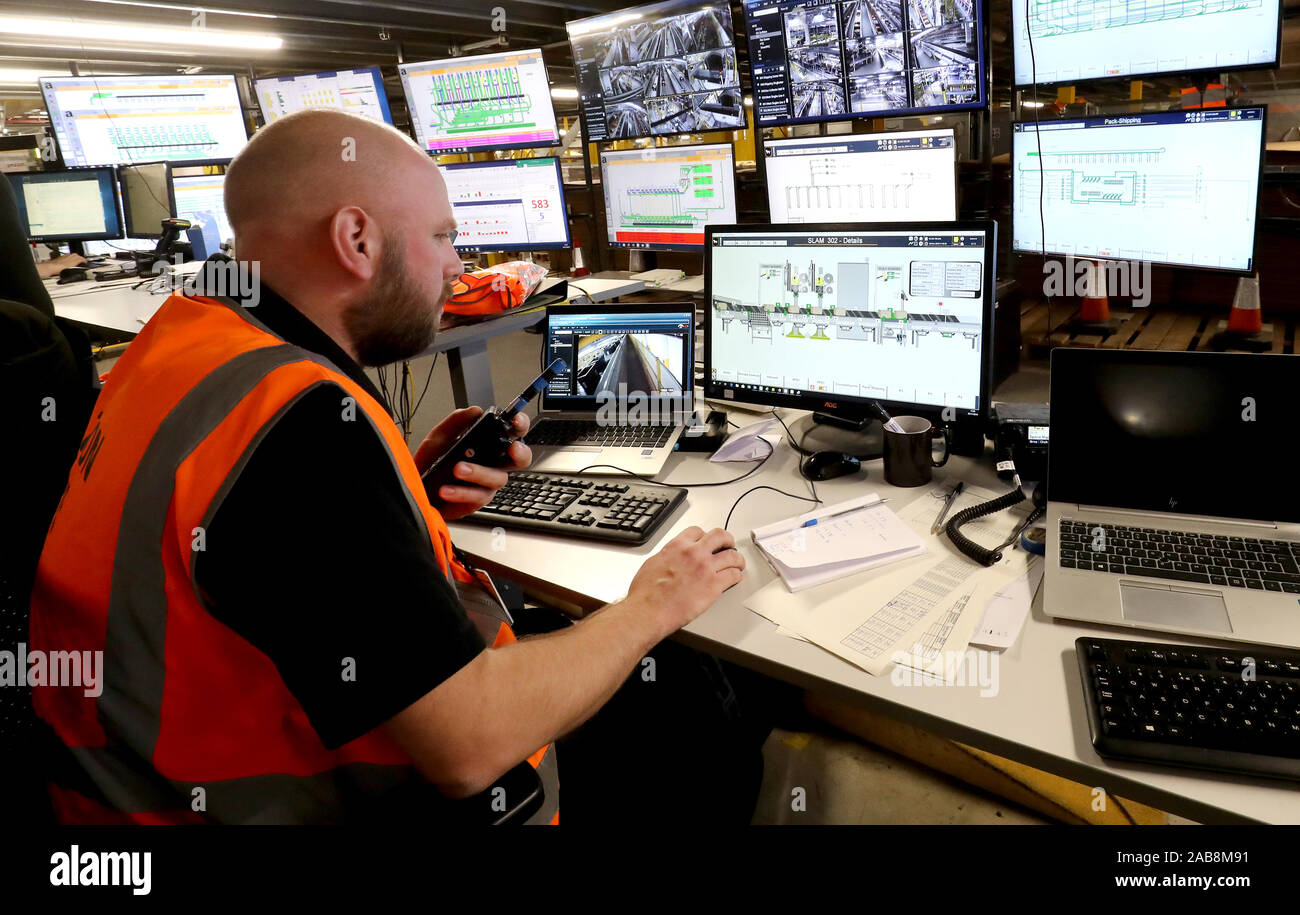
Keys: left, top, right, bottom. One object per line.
{"left": 1058, "top": 520, "right": 1300, "bottom": 593}
{"left": 526, "top": 418, "right": 674, "bottom": 449}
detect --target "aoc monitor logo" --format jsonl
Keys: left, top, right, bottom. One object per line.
{"left": 50, "top": 846, "right": 151, "bottom": 896}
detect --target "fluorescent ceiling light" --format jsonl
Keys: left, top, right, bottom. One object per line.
{"left": 567, "top": 14, "right": 641, "bottom": 37}
{"left": 1022, "top": 101, "right": 1046, "bottom": 108}
{"left": 550, "top": 87, "right": 579, "bottom": 100}
{"left": 84, "top": 0, "right": 278, "bottom": 18}
{"left": 0, "top": 15, "right": 282, "bottom": 50}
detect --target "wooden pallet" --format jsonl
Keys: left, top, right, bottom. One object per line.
{"left": 1022, "top": 303, "right": 1293, "bottom": 356}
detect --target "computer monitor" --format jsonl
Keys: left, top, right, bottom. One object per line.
{"left": 705, "top": 221, "right": 995, "bottom": 424}
{"left": 398, "top": 49, "right": 559, "bottom": 154}
{"left": 764, "top": 128, "right": 956, "bottom": 223}
{"left": 7, "top": 167, "right": 123, "bottom": 243}
{"left": 1012, "top": 107, "right": 1265, "bottom": 273}
{"left": 541, "top": 303, "right": 695, "bottom": 405}
{"left": 1012, "top": 0, "right": 1281, "bottom": 87}
{"left": 567, "top": 0, "right": 745, "bottom": 142}
{"left": 741, "top": 0, "right": 985, "bottom": 128}
{"left": 255, "top": 67, "right": 394, "bottom": 124}
{"left": 40, "top": 74, "right": 249, "bottom": 167}
{"left": 119, "top": 161, "right": 175, "bottom": 238}
{"left": 171, "top": 171, "right": 233, "bottom": 245}
{"left": 600, "top": 143, "right": 737, "bottom": 251}
{"left": 439, "top": 157, "right": 569, "bottom": 254}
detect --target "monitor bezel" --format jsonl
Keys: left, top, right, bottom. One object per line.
{"left": 398, "top": 48, "right": 561, "bottom": 154}
{"left": 253, "top": 65, "right": 395, "bottom": 126}
{"left": 440, "top": 156, "right": 571, "bottom": 254}
{"left": 566, "top": 0, "right": 747, "bottom": 144}
{"left": 539, "top": 300, "right": 697, "bottom": 413}
{"left": 1010, "top": 106, "right": 1267, "bottom": 276}
{"left": 761, "top": 127, "right": 959, "bottom": 223}
{"left": 118, "top": 160, "right": 177, "bottom": 239}
{"left": 1011, "top": 0, "right": 1284, "bottom": 89}
{"left": 598, "top": 140, "right": 739, "bottom": 253}
{"left": 703, "top": 219, "right": 998, "bottom": 424}
{"left": 740, "top": 0, "right": 990, "bottom": 130}
{"left": 38, "top": 73, "right": 249, "bottom": 168}
{"left": 9, "top": 165, "right": 125, "bottom": 244}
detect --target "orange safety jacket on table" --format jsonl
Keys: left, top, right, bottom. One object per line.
{"left": 28, "top": 290, "right": 558, "bottom": 824}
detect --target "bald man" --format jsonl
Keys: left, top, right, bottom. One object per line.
{"left": 30, "top": 109, "right": 751, "bottom": 825}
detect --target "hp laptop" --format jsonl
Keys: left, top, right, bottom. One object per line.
{"left": 525, "top": 303, "right": 694, "bottom": 476}
{"left": 1044, "top": 349, "right": 1300, "bottom": 649}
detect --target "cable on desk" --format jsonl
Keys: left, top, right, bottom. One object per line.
{"left": 724, "top": 485, "right": 820, "bottom": 531}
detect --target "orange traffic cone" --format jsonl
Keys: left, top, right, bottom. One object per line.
{"left": 1210, "top": 274, "right": 1269, "bottom": 352}
{"left": 1078, "top": 259, "right": 1110, "bottom": 322}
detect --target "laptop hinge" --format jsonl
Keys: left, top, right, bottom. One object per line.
{"left": 1070, "top": 504, "right": 1278, "bottom": 530}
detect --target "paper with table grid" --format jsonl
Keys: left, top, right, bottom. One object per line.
{"left": 746, "top": 484, "right": 1033, "bottom": 677}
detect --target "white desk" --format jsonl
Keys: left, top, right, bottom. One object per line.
{"left": 47, "top": 269, "right": 643, "bottom": 409}
{"left": 449, "top": 423, "right": 1300, "bottom": 825}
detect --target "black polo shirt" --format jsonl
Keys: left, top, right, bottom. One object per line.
{"left": 191, "top": 273, "right": 485, "bottom": 750}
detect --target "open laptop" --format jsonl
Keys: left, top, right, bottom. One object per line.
{"left": 1044, "top": 349, "right": 1300, "bottom": 649}
{"left": 525, "top": 302, "right": 694, "bottom": 476}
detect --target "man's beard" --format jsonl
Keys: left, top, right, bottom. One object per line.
{"left": 342, "top": 235, "right": 453, "bottom": 367}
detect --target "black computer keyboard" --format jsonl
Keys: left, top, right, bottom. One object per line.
{"left": 1059, "top": 520, "right": 1300, "bottom": 592}
{"left": 1077, "top": 637, "right": 1300, "bottom": 781}
{"left": 526, "top": 418, "right": 674, "bottom": 449}
{"left": 459, "top": 472, "right": 686, "bottom": 545}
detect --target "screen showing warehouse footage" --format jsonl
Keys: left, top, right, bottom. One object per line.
{"left": 545, "top": 310, "right": 694, "bottom": 401}
{"left": 743, "top": 0, "right": 984, "bottom": 126}
{"left": 567, "top": 0, "right": 745, "bottom": 141}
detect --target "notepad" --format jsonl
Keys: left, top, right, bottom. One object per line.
{"left": 751, "top": 493, "right": 926, "bottom": 592}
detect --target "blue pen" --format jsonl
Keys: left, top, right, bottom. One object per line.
{"left": 801, "top": 499, "right": 891, "bottom": 527}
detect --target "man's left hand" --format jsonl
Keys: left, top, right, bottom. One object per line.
{"left": 414, "top": 407, "right": 532, "bottom": 521}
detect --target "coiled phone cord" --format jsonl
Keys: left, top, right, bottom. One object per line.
{"left": 942, "top": 467, "right": 1046, "bottom": 567}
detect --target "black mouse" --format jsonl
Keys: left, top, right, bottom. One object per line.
{"left": 802, "top": 450, "right": 862, "bottom": 481}
{"left": 57, "top": 267, "right": 90, "bottom": 285}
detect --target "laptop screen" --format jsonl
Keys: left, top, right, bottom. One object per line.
{"left": 542, "top": 304, "right": 694, "bottom": 411}
{"left": 1048, "top": 349, "right": 1299, "bottom": 524}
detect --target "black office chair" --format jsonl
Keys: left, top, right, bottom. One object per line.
{"left": 0, "top": 173, "right": 99, "bottom": 825}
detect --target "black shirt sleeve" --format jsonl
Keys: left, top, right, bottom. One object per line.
{"left": 194, "top": 383, "right": 486, "bottom": 749}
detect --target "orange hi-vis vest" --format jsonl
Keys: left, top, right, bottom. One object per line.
{"left": 29, "top": 291, "right": 558, "bottom": 824}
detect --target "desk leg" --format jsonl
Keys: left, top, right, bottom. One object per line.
{"left": 446, "top": 341, "right": 496, "bottom": 408}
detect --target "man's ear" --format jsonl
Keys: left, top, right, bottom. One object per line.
{"left": 328, "top": 206, "right": 379, "bottom": 281}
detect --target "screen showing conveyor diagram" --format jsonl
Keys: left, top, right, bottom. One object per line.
{"left": 1012, "top": 108, "right": 1264, "bottom": 272}
{"left": 568, "top": 0, "right": 745, "bottom": 141}
{"left": 400, "top": 49, "right": 560, "bottom": 153}
{"left": 743, "top": 0, "right": 984, "bottom": 127}
{"left": 1012, "top": 0, "right": 1280, "bottom": 86}
{"left": 601, "top": 143, "right": 737, "bottom": 250}
{"left": 765, "top": 129, "right": 956, "bottom": 223}
{"left": 708, "top": 228, "right": 989, "bottom": 413}
{"left": 41, "top": 75, "right": 248, "bottom": 167}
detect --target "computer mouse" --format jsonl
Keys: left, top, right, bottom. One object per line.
{"left": 57, "top": 267, "right": 89, "bottom": 285}
{"left": 802, "top": 450, "right": 862, "bottom": 481}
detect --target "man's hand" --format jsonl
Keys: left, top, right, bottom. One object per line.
{"left": 36, "top": 253, "right": 88, "bottom": 279}
{"left": 413, "top": 407, "right": 532, "bottom": 521}
{"left": 623, "top": 527, "right": 745, "bottom": 640}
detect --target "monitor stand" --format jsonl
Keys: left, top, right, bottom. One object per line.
{"left": 790, "top": 412, "right": 884, "bottom": 460}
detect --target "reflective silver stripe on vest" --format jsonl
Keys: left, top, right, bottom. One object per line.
{"left": 526, "top": 745, "right": 560, "bottom": 826}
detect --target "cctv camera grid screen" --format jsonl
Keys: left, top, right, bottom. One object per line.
{"left": 567, "top": 0, "right": 746, "bottom": 141}
{"left": 545, "top": 310, "right": 693, "bottom": 400}
{"left": 744, "top": 0, "right": 983, "bottom": 127}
